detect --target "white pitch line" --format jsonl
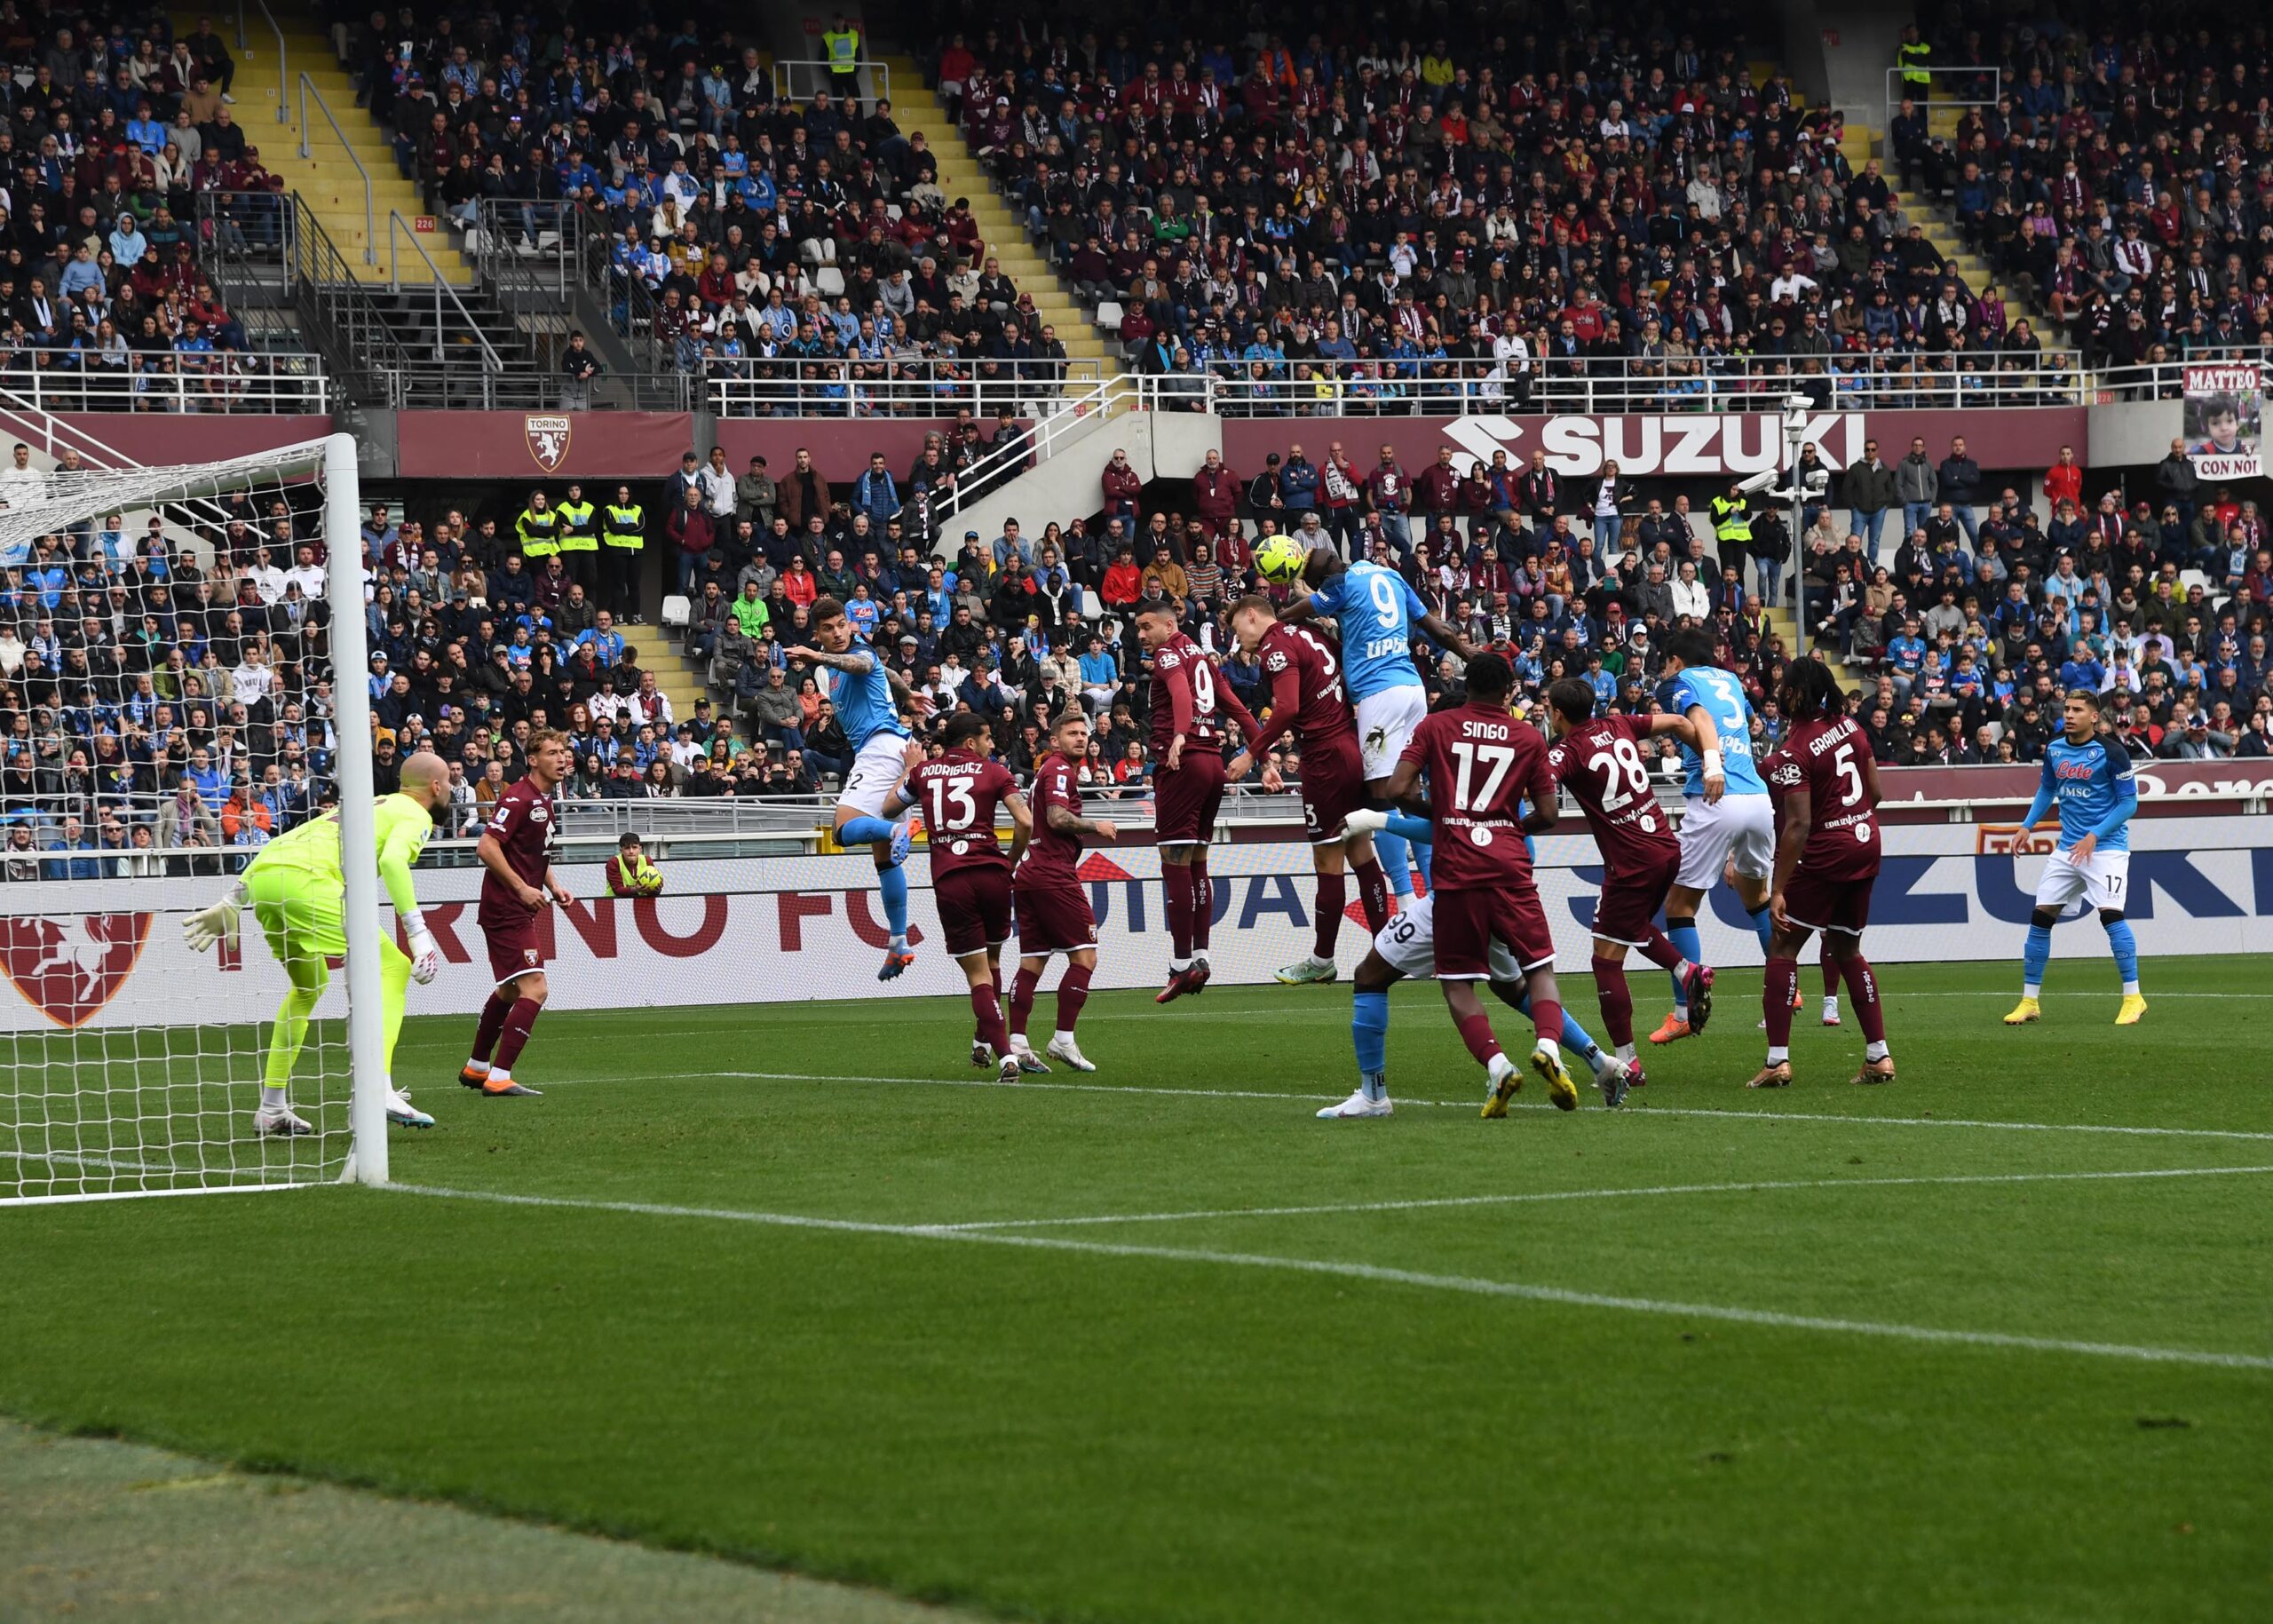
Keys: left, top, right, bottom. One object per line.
{"left": 387, "top": 1182, "right": 2273, "bottom": 1374}
{"left": 716, "top": 1070, "right": 2273, "bottom": 1145}
{"left": 929, "top": 1164, "right": 2273, "bottom": 1231}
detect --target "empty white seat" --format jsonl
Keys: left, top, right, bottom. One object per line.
{"left": 1095, "top": 300, "right": 1123, "bottom": 329}
{"left": 815, "top": 265, "right": 846, "bottom": 297}
{"left": 661, "top": 594, "right": 692, "bottom": 629}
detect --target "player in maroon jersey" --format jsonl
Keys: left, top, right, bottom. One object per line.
{"left": 1753, "top": 658, "right": 1893, "bottom": 1089}
{"left": 1541, "top": 679, "right": 1716, "bottom": 1089}
{"left": 458, "top": 728, "right": 574, "bottom": 1097}
{"left": 885, "top": 713, "right": 1032, "bottom": 1084}
{"left": 1382, "top": 652, "right": 1579, "bottom": 1113}
{"left": 1009, "top": 708, "right": 1119, "bottom": 1073}
{"left": 1224, "top": 594, "right": 1395, "bottom": 986}
{"left": 1134, "top": 601, "right": 1261, "bottom": 1003}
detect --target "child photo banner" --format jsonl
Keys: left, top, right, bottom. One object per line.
{"left": 2185, "top": 361, "right": 2263, "bottom": 482}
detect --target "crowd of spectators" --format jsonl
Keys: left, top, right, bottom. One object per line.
{"left": 1889, "top": 9, "right": 2273, "bottom": 384}
{"left": 352, "top": 8, "right": 1073, "bottom": 408}
{"left": 927, "top": 1, "right": 2084, "bottom": 417}
{"left": 0, "top": 12, "right": 304, "bottom": 412}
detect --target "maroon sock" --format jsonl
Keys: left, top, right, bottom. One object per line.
{"left": 470, "top": 992, "right": 513, "bottom": 1065}
{"left": 1453, "top": 1009, "right": 1503, "bottom": 1066}
{"left": 490, "top": 997, "right": 543, "bottom": 1073}
{"left": 1527, "top": 997, "right": 1563, "bottom": 1047}
{"left": 1821, "top": 940, "right": 1841, "bottom": 996}
{"left": 1592, "top": 956, "right": 1634, "bottom": 1047}
{"left": 1191, "top": 856, "right": 1213, "bottom": 951}
{"left": 1763, "top": 957, "right": 1799, "bottom": 1049}
{"left": 1163, "top": 863, "right": 1194, "bottom": 959}
{"left": 1312, "top": 873, "right": 1346, "bottom": 959}
{"left": 1009, "top": 967, "right": 1041, "bottom": 1041}
{"left": 991, "top": 965, "right": 1004, "bottom": 1001}
{"left": 1351, "top": 857, "right": 1390, "bottom": 933}
{"left": 1055, "top": 963, "right": 1092, "bottom": 1032}
{"left": 970, "top": 984, "right": 1010, "bottom": 1054}
{"left": 1636, "top": 927, "right": 1684, "bottom": 973}
{"left": 1841, "top": 955, "right": 1888, "bottom": 1043}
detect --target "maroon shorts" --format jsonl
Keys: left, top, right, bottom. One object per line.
{"left": 1781, "top": 861, "right": 1880, "bottom": 937}
{"left": 1592, "top": 848, "right": 1681, "bottom": 947}
{"left": 1015, "top": 882, "right": 1098, "bottom": 955}
{"left": 935, "top": 865, "right": 1013, "bottom": 957}
{"left": 1298, "top": 731, "right": 1368, "bottom": 844}
{"left": 1153, "top": 750, "right": 1227, "bottom": 846}
{"left": 1434, "top": 883, "right": 1555, "bottom": 979}
{"left": 479, "top": 908, "right": 546, "bottom": 986}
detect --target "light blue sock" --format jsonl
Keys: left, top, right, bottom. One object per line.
{"left": 877, "top": 863, "right": 909, "bottom": 946}
{"left": 1509, "top": 990, "right": 1601, "bottom": 1061}
{"left": 1375, "top": 830, "right": 1414, "bottom": 898}
{"left": 1746, "top": 905, "right": 1774, "bottom": 954}
{"left": 839, "top": 813, "right": 899, "bottom": 847}
{"left": 1412, "top": 838, "right": 1432, "bottom": 888}
{"left": 2023, "top": 922, "right": 2052, "bottom": 992}
{"left": 2105, "top": 918, "right": 2140, "bottom": 994}
{"left": 1352, "top": 989, "right": 1390, "bottom": 1099}
{"left": 1667, "top": 918, "right": 1703, "bottom": 1015}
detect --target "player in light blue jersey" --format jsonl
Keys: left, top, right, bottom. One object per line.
{"left": 2004, "top": 688, "right": 2145, "bottom": 1026}
{"left": 1646, "top": 629, "right": 1783, "bottom": 1043}
{"left": 792, "top": 595, "right": 934, "bottom": 979}
{"left": 1280, "top": 547, "right": 1476, "bottom": 903}
{"left": 1320, "top": 808, "right": 1628, "bottom": 1116}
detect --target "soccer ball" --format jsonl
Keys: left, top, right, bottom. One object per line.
{"left": 1255, "top": 534, "right": 1310, "bottom": 585}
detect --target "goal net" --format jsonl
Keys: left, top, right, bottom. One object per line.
{"left": 0, "top": 416, "right": 386, "bottom": 1205}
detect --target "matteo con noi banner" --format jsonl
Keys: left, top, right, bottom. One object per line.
{"left": 2, "top": 816, "right": 2271, "bottom": 1031}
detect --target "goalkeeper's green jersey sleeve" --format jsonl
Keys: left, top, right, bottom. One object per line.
{"left": 245, "top": 795, "right": 435, "bottom": 917}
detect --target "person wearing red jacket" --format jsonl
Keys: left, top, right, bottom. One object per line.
{"left": 1411, "top": 444, "right": 1461, "bottom": 527}
{"left": 1100, "top": 545, "right": 1144, "bottom": 610}
{"left": 665, "top": 485, "right": 716, "bottom": 597}
{"left": 1191, "top": 448, "right": 1240, "bottom": 543}
{"left": 1101, "top": 447, "right": 1143, "bottom": 528}
{"left": 2043, "top": 445, "right": 2085, "bottom": 511}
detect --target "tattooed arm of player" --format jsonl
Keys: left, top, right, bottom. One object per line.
{"left": 1046, "top": 801, "right": 1118, "bottom": 842}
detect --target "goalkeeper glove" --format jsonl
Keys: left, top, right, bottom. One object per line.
{"left": 182, "top": 882, "right": 247, "bottom": 953}
{"left": 400, "top": 907, "right": 441, "bottom": 985}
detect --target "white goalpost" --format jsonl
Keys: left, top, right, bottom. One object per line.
{"left": 0, "top": 422, "right": 385, "bottom": 1205}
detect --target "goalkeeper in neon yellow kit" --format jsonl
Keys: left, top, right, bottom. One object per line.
{"left": 183, "top": 751, "right": 454, "bottom": 1137}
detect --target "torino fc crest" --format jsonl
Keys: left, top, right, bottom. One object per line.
{"left": 525, "top": 414, "right": 573, "bottom": 473}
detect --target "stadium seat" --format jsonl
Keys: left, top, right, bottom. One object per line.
{"left": 2181, "top": 569, "right": 2211, "bottom": 597}
{"left": 660, "top": 595, "right": 691, "bottom": 630}
{"left": 815, "top": 265, "right": 846, "bottom": 297}
{"left": 1095, "top": 301, "right": 1123, "bottom": 330}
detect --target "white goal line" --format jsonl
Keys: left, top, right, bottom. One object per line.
{"left": 387, "top": 1182, "right": 2273, "bottom": 1374}
{"left": 925, "top": 1163, "right": 2273, "bottom": 1232}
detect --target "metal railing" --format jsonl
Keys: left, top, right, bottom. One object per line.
{"left": 2096, "top": 348, "right": 2270, "bottom": 403}
{"left": 369, "top": 363, "right": 700, "bottom": 411}
{"left": 711, "top": 357, "right": 1098, "bottom": 417}
{"left": 1884, "top": 65, "right": 2005, "bottom": 129}
{"left": 938, "top": 373, "right": 1134, "bottom": 523}
{"left": 237, "top": 0, "right": 289, "bottom": 123}
{"left": 771, "top": 59, "right": 891, "bottom": 104}
{"left": 385, "top": 210, "right": 504, "bottom": 372}
{"left": 297, "top": 72, "right": 373, "bottom": 263}
{"left": 0, "top": 349, "right": 328, "bottom": 413}
{"left": 471, "top": 199, "right": 586, "bottom": 303}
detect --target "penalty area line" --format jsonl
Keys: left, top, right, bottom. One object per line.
{"left": 386, "top": 1182, "right": 2273, "bottom": 1374}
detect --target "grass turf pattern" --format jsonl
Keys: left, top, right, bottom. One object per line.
{"left": 4, "top": 955, "right": 2270, "bottom": 1621}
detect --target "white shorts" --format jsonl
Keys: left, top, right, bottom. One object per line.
{"left": 1373, "top": 893, "right": 1524, "bottom": 983}
{"left": 1675, "top": 792, "right": 1776, "bottom": 889}
{"left": 839, "top": 732, "right": 912, "bottom": 820}
{"left": 1355, "top": 685, "right": 1429, "bottom": 782}
{"left": 2032, "top": 845, "right": 2130, "bottom": 913}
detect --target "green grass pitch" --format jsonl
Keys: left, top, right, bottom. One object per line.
{"left": 5, "top": 955, "right": 2272, "bottom": 1622}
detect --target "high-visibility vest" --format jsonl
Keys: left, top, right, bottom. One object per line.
{"left": 822, "top": 28, "right": 859, "bottom": 71}
{"left": 557, "top": 498, "right": 598, "bottom": 551}
{"left": 515, "top": 505, "right": 560, "bottom": 557}
{"left": 603, "top": 503, "right": 645, "bottom": 551}
{"left": 1898, "top": 39, "right": 1931, "bottom": 89}
{"left": 1710, "top": 495, "right": 1752, "bottom": 546}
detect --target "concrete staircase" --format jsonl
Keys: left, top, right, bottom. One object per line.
{"left": 876, "top": 53, "right": 1121, "bottom": 390}
{"left": 206, "top": 7, "right": 472, "bottom": 287}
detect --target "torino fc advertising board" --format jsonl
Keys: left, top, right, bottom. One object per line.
{"left": 2, "top": 818, "right": 2269, "bottom": 1030}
